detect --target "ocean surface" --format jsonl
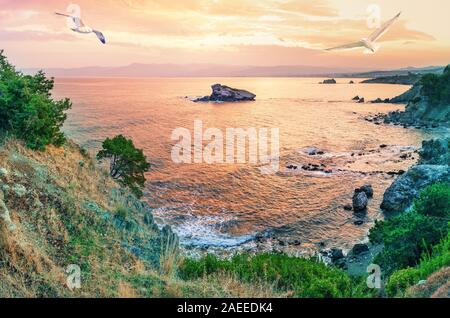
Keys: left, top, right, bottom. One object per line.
{"left": 53, "top": 77, "right": 442, "bottom": 254}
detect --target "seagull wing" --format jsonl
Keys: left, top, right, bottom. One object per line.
{"left": 325, "top": 40, "right": 365, "bottom": 51}
{"left": 93, "top": 30, "right": 106, "bottom": 44}
{"left": 55, "top": 12, "right": 84, "bottom": 28}
{"left": 368, "top": 12, "right": 401, "bottom": 42}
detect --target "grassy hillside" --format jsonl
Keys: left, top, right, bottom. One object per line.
{"left": 0, "top": 138, "right": 290, "bottom": 297}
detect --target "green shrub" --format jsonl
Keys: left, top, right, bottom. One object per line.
{"left": 370, "top": 183, "right": 450, "bottom": 274}
{"left": 369, "top": 212, "right": 447, "bottom": 274}
{"left": 385, "top": 268, "right": 420, "bottom": 297}
{"left": 386, "top": 230, "right": 450, "bottom": 297}
{"left": 180, "top": 253, "right": 365, "bottom": 298}
{"left": 0, "top": 50, "right": 71, "bottom": 150}
{"left": 420, "top": 65, "right": 450, "bottom": 106}
{"left": 97, "top": 135, "right": 150, "bottom": 198}
{"left": 414, "top": 183, "right": 450, "bottom": 218}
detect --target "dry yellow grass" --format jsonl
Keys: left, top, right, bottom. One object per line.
{"left": 406, "top": 267, "right": 450, "bottom": 298}
{"left": 0, "top": 138, "right": 282, "bottom": 298}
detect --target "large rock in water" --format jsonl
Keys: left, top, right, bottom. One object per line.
{"left": 353, "top": 192, "right": 369, "bottom": 211}
{"left": 381, "top": 165, "right": 450, "bottom": 214}
{"left": 322, "top": 79, "right": 337, "bottom": 84}
{"left": 194, "top": 84, "right": 256, "bottom": 102}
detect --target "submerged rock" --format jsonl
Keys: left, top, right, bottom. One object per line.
{"left": 343, "top": 204, "right": 353, "bottom": 211}
{"left": 194, "top": 84, "right": 256, "bottom": 102}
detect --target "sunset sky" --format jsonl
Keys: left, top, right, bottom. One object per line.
{"left": 1, "top": 0, "right": 449, "bottom": 69}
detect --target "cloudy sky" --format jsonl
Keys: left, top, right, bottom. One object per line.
{"left": 1, "top": 0, "right": 449, "bottom": 69}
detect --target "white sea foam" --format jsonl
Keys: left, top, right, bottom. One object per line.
{"left": 153, "top": 207, "right": 255, "bottom": 248}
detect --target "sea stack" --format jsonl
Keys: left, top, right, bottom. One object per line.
{"left": 194, "top": 84, "right": 256, "bottom": 102}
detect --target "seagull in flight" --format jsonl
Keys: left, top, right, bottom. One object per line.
{"left": 55, "top": 12, "right": 106, "bottom": 44}
{"left": 325, "top": 12, "right": 401, "bottom": 53}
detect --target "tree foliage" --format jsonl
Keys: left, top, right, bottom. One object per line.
{"left": 97, "top": 135, "right": 150, "bottom": 197}
{"left": 414, "top": 182, "right": 450, "bottom": 218}
{"left": 0, "top": 50, "right": 71, "bottom": 150}
{"left": 370, "top": 183, "right": 450, "bottom": 274}
{"left": 420, "top": 65, "right": 450, "bottom": 106}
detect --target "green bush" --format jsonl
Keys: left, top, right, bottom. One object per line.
{"left": 420, "top": 65, "right": 450, "bottom": 106}
{"left": 97, "top": 135, "right": 150, "bottom": 198}
{"left": 0, "top": 50, "right": 71, "bottom": 150}
{"left": 180, "top": 253, "right": 365, "bottom": 298}
{"left": 385, "top": 267, "right": 420, "bottom": 297}
{"left": 369, "top": 212, "right": 447, "bottom": 274}
{"left": 386, "top": 230, "right": 450, "bottom": 297}
{"left": 370, "top": 184, "right": 450, "bottom": 274}
{"left": 414, "top": 183, "right": 450, "bottom": 218}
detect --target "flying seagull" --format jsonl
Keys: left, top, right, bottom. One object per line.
{"left": 55, "top": 12, "right": 106, "bottom": 44}
{"left": 325, "top": 12, "right": 401, "bottom": 53}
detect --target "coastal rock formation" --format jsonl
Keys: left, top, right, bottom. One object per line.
{"left": 381, "top": 138, "right": 450, "bottom": 213}
{"left": 381, "top": 164, "right": 449, "bottom": 214}
{"left": 419, "top": 139, "right": 449, "bottom": 165}
{"left": 384, "top": 66, "right": 450, "bottom": 127}
{"left": 389, "top": 85, "right": 422, "bottom": 104}
{"left": 321, "top": 79, "right": 337, "bottom": 84}
{"left": 361, "top": 73, "right": 421, "bottom": 85}
{"left": 381, "top": 138, "right": 449, "bottom": 214}
{"left": 194, "top": 84, "right": 256, "bottom": 102}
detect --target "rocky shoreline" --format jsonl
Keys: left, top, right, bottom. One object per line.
{"left": 360, "top": 73, "right": 421, "bottom": 85}
{"left": 323, "top": 68, "right": 450, "bottom": 273}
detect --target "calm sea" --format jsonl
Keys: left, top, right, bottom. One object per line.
{"left": 53, "top": 77, "right": 441, "bottom": 254}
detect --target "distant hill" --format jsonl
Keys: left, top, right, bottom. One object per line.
{"left": 21, "top": 64, "right": 371, "bottom": 78}
{"left": 20, "top": 64, "right": 446, "bottom": 78}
